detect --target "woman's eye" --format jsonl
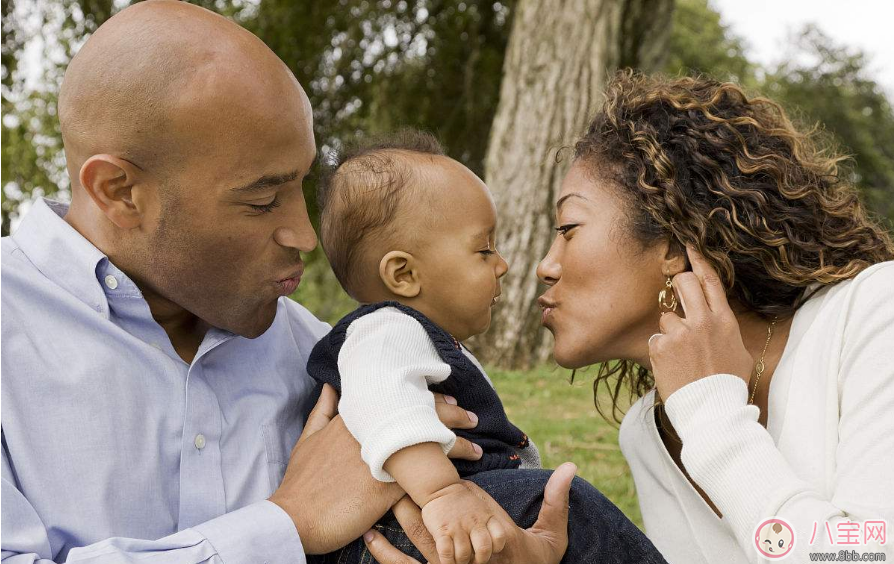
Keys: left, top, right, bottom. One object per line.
{"left": 247, "top": 196, "right": 281, "bottom": 214}
{"left": 554, "top": 223, "right": 579, "bottom": 237}
{"left": 479, "top": 249, "right": 496, "bottom": 256}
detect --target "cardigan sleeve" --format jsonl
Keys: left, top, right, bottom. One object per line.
{"left": 337, "top": 307, "right": 457, "bottom": 483}
{"left": 664, "top": 263, "right": 894, "bottom": 563}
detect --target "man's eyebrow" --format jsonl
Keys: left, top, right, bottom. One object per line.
{"left": 556, "top": 192, "right": 588, "bottom": 212}
{"left": 229, "top": 170, "right": 301, "bottom": 194}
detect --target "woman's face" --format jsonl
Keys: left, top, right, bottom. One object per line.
{"left": 537, "top": 161, "right": 669, "bottom": 369}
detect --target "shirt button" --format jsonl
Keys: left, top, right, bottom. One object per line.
{"left": 194, "top": 434, "right": 206, "bottom": 450}
{"left": 104, "top": 275, "right": 118, "bottom": 290}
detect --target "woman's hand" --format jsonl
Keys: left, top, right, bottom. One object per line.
{"left": 362, "top": 463, "right": 578, "bottom": 564}
{"left": 649, "top": 246, "right": 754, "bottom": 401}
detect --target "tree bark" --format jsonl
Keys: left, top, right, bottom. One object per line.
{"left": 470, "top": 0, "right": 674, "bottom": 368}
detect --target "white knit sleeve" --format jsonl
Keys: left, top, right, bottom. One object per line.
{"left": 664, "top": 263, "right": 894, "bottom": 563}
{"left": 337, "top": 307, "right": 457, "bottom": 482}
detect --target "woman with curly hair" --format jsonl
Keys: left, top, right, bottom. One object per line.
{"left": 536, "top": 71, "right": 894, "bottom": 563}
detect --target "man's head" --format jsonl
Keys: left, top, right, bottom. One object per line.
{"left": 59, "top": 0, "right": 318, "bottom": 338}
{"left": 319, "top": 131, "right": 509, "bottom": 341}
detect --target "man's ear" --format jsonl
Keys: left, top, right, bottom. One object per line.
{"left": 379, "top": 251, "right": 421, "bottom": 298}
{"left": 79, "top": 155, "right": 144, "bottom": 229}
{"left": 658, "top": 237, "right": 688, "bottom": 276}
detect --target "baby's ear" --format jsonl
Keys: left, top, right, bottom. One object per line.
{"left": 379, "top": 251, "right": 421, "bottom": 298}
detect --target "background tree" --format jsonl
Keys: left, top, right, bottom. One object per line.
{"left": 469, "top": 0, "right": 675, "bottom": 368}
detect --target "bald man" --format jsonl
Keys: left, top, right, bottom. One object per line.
{"left": 0, "top": 2, "right": 585, "bottom": 564}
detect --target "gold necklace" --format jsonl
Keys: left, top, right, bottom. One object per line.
{"left": 748, "top": 316, "right": 779, "bottom": 405}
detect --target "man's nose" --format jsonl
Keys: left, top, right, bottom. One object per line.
{"left": 274, "top": 195, "right": 318, "bottom": 252}
{"left": 536, "top": 241, "right": 561, "bottom": 285}
{"left": 273, "top": 224, "right": 317, "bottom": 252}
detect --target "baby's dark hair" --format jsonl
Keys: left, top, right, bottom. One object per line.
{"left": 317, "top": 129, "right": 445, "bottom": 299}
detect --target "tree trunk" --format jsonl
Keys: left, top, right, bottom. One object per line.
{"left": 470, "top": 0, "right": 674, "bottom": 368}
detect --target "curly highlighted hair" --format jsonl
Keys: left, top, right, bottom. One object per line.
{"left": 574, "top": 70, "right": 894, "bottom": 421}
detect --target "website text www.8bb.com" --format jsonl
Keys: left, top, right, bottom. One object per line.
{"left": 808, "top": 549, "right": 886, "bottom": 561}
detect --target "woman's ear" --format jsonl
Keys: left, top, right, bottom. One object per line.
{"left": 379, "top": 251, "right": 421, "bottom": 298}
{"left": 658, "top": 237, "right": 688, "bottom": 276}
{"left": 79, "top": 155, "right": 144, "bottom": 229}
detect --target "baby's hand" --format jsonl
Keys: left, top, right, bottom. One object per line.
{"left": 421, "top": 482, "right": 507, "bottom": 564}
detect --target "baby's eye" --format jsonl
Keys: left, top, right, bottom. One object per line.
{"left": 778, "top": 540, "right": 785, "bottom": 548}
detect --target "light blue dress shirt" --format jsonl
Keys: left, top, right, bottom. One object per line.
{"left": 1, "top": 199, "right": 331, "bottom": 563}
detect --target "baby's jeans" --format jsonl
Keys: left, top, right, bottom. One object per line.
{"left": 307, "top": 468, "right": 667, "bottom": 564}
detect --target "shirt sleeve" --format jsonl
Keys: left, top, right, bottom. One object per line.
{"left": 337, "top": 307, "right": 457, "bottom": 482}
{"left": 2, "top": 442, "right": 306, "bottom": 564}
{"left": 664, "top": 264, "right": 894, "bottom": 563}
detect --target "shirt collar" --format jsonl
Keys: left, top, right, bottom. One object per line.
{"left": 11, "top": 198, "right": 141, "bottom": 316}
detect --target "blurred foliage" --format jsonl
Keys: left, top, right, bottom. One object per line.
{"left": 2, "top": 0, "right": 893, "bottom": 324}
{"left": 2, "top": 0, "right": 115, "bottom": 230}
{"left": 664, "top": 0, "right": 754, "bottom": 85}
{"left": 664, "top": 1, "right": 894, "bottom": 231}
{"left": 763, "top": 25, "right": 894, "bottom": 227}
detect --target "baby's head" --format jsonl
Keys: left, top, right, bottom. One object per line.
{"left": 319, "top": 130, "right": 508, "bottom": 341}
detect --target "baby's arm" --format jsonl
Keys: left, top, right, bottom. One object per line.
{"left": 384, "top": 444, "right": 506, "bottom": 564}
{"left": 337, "top": 308, "right": 504, "bottom": 563}
{"left": 383, "top": 442, "right": 459, "bottom": 507}
{"left": 338, "top": 308, "right": 456, "bottom": 482}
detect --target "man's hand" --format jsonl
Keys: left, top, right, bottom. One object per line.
{"left": 363, "top": 463, "right": 578, "bottom": 564}
{"left": 269, "top": 385, "right": 483, "bottom": 554}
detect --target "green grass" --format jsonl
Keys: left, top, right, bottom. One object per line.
{"left": 487, "top": 365, "right": 643, "bottom": 529}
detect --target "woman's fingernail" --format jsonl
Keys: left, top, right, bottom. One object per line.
{"left": 445, "top": 395, "right": 457, "bottom": 405}
{"left": 363, "top": 530, "right": 375, "bottom": 543}
{"left": 473, "top": 443, "right": 483, "bottom": 455}
{"left": 468, "top": 412, "right": 479, "bottom": 425}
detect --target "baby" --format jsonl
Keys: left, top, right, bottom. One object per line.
{"left": 306, "top": 130, "right": 540, "bottom": 564}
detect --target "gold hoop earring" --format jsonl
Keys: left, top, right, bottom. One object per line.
{"left": 658, "top": 276, "right": 677, "bottom": 313}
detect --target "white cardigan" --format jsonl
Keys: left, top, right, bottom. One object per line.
{"left": 620, "top": 261, "right": 894, "bottom": 564}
